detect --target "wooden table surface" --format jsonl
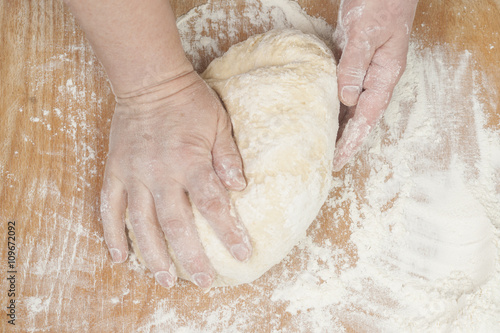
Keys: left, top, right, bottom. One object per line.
{"left": 1, "top": 0, "right": 499, "bottom": 332}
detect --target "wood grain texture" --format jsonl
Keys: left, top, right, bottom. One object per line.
{"left": 1, "top": 0, "right": 498, "bottom": 332}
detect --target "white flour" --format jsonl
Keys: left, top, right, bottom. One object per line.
{"left": 270, "top": 46, "right": 500, "bottom": 331}
{"left": 135, "top": 0, "right": 500, "bottom": 331}
{"left": 177, "top": 0, "right": 334, "bottom": 73}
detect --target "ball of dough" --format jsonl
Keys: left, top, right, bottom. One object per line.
{"left": 129, "top": 29, "right": 339, "bottom": 287}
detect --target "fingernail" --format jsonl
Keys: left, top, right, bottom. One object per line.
{"left": 231, "top": 243, "right": 251, "bottom": 262}
{"left": 227, "top": 168, "right": 246, "bottom": 190}
{"left": 109, "top": 248, "right": 123, "bottom": 263}
{"left": 341, "top": 86, "right": 361, "bottom": 106}
{"left": 332, "top": 155, "right": 347, "bottom": 172}
{"left": 192, "top": 272, "right": 213, "bottom": 288}
{"left": 155, "top": 271, "right": 176, "bottom": 288}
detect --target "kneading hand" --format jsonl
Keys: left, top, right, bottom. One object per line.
{"left": 100, "top": 72, "right": 252, "bottom": 289}
{"left": 333, "top": 0, "right": 418, "bottom": 171}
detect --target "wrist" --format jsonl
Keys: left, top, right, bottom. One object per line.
{"left": 111, "top": 53, "right": 195, "bottom": 95}
{"left": 114, "top": 68, "right": 201, "bottom": 113}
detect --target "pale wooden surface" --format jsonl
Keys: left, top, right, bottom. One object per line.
{"left": 1, "top": 0, "right": 499, "bottom": 332}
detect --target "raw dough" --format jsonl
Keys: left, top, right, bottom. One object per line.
{"left": 128, "top": 29, "right": 339, "bottom": 286}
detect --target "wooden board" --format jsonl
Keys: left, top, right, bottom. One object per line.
{"left": 1, "top": 0, "right": 499, "bottom": 331}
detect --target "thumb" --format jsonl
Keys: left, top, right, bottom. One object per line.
{"left": 337, "top": 37, "right": 375, "bottom": 107}
{"left": 212, "top": 112, "right": 246, "bottom": 191}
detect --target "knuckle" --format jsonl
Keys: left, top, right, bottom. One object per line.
{"left": 188, "top": 169, "right": 231, "bottom": 217}
{"left": 387, "top": 1, "right": 404, "bottom": 16}
{"left": 129, "top": 216, "right": 142, "bottom": 229}
{"left": 145, "top": 160, "right": 168, "bottom": 180}
{"left": 174, "top": 143, "right": 212, "bottom": 167}
{"left": 338, "top": 65, "right": 366, "bottom": 83}
{"left": 160, "top": 218, "right": 190, "bottom": 238}
{"left": 198, "top": 196, "right": 226, "bottom": 217}
{"left": 374, "top": 9, "right": 391, "bottom": 26}
{"left": 128, "top": 209, "right": 148, "bottom": 229}
{"left": 347, "top": 30, "right": 372, "bottom": 51}
{"left": 347, "top": 17, "right": 392, "bottom": 50}
{"left": 221, "top": 229, "right": 241, "bottom": 246}
{"left": 173, "top": 135, "right": 212, "bottom": 154}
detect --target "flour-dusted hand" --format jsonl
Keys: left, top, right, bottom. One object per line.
{"left": 101, "top": 72, "right": 252, "bottom": 289}
{"left": 333, "top": 0, "right": 418, "bottom": 171}
{"left": 64, "top": 0, "right": 252, "bottom": 289}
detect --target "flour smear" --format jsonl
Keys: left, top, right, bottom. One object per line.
{"left": 138, "top": 1, "right": 500, "bottom": 331}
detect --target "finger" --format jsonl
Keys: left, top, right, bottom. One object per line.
{"left": 212, "top": 110, "right": 246, "bottom": 191}
{"left": 336, "top": 104, "right": 354, "bottom": 142}
{"left": 153, "top": 185, "right": 215, "bottom": 288}
{"left": 337, "top": 28, "right": 377, "bottom": 106}
{"left": 127, "top": 183, "right": 177, "bottom": 289}
{"left": 186, "top": 166, "right": 252, "bottom": 262}
{"left": 100, "top": 173, "right": 128, "bottom": 263}
{"left": 332, "top": 88, "right": 391, "bottom": 172}
{"left": 363, "top": 41, "right": 407, "bottom": 98}
{"left": 333, "top": 47, "right": 405, "bottom": 172}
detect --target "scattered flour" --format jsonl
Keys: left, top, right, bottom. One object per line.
{"left": 268, "top": 44, "right": 500, "bottom": 331}
{"left": 177, "top": 0, "right": 334, "bottom": 73}
{"left": 130, "top": 1, "right": 500, "bottom": 332}
{"left": 24, "top": 296, "right": 51, "bottom": 315}
{"left": 17, "top": 0, "right": 497, "bottom": 331}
